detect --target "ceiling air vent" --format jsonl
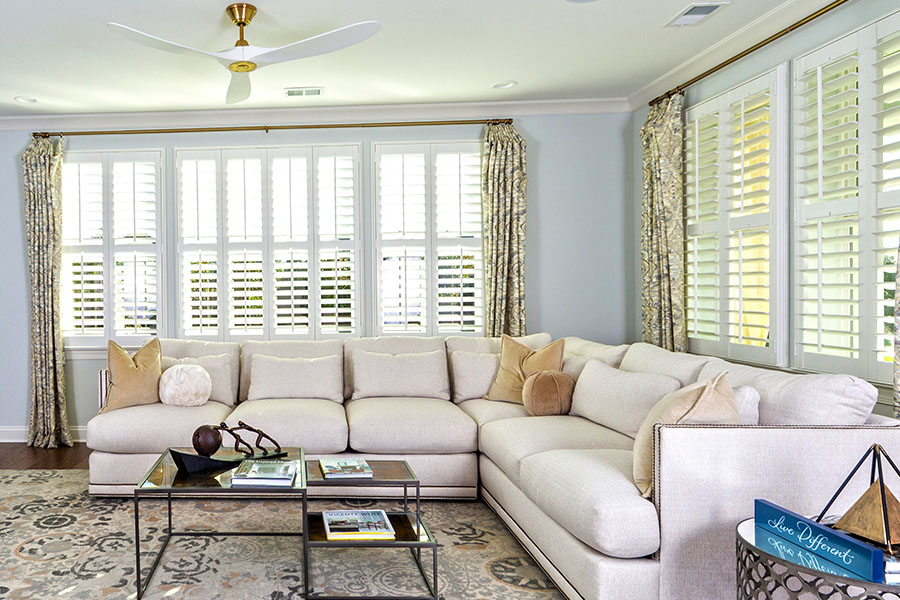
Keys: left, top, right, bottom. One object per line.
{"left": 665, "top": 2, "right": 729, "bottom": 27}
{"left": 284, "top": 87, "right": 323, "bottom": 97}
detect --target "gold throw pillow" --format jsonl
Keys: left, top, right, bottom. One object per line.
{"left": 633, "top": 371, "right": 739, "bottom": 498}
{"left": 102, "top": 338, "right": 162, "bottom": 413}
{"left": 484, "top": 336, "right": 565, "bottom": 404}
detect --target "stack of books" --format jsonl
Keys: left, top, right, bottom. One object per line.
{"left": 230, "top": 459, "right": 297, "bottom": 488}
{"left": 319, "top": 458, "right": 374, "bottom": 479}
{"left": 323, "top": 509, "right": 396, "bottom": 540}
{"left": 754, "top": 499, "right": 891, "bottom": 583}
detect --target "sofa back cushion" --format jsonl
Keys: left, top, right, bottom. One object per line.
{"left": 248, "top": 354, "right": 344, "bottom": 402}
{"left": 161, "top": 354, "right": 234, "bottom": 406}
{"left": 571, "top": 359, "right": 681, "bottom": 438}
{"left": 562, "top": 337, "right": 631, "bottom": 380}
{"left": 618, "top": 342, "right": 711, "bottom": 386}
{"left": 445, "top": 333, "right": 552, "bottom": 402}
{"left": 240, "top": 340, "right": 343, "bottom": 403}
{"left": 698, "top": 360, "right": 877, "bottom": 425}
{"left": 159, "top": 338, "right": 241, "bottom": 406}
{"left": 344, "top": 336, "right": 446, "bottom": 399}
{"left": 351, "top": 349, "right": 450, "bottom": 400}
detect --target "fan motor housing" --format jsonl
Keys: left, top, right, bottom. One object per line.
{"left": 227, "top": 3, "right": 257, "bottom": 26}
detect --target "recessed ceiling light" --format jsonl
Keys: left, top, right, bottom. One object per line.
{"left": 492, "top": 80, "right": 518, "bottom": 90}
{"left": 14, "top": 96, "right": 37, "bottom": 104}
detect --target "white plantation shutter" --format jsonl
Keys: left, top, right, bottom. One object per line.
{"left": 319, "top": 248, "right": 357, "bottom": 334}
{"left": 271, "top": 153, "right": 310, "bottom": 243}
{"left": 228, "top": 249, "right": 264, "bottom": 334}
{"left": 179, "top": 157, "right": 218, "bottom": 244}
{"left": 684, "top": 67, "right": 787, "bottom": 365}
{"left": 182, "top": 250, "right": 219, "bottom": 334}
{"left": 273, "top": 249, "right": 310, "bottom": 334}
{"left": 61, "top": 152, "right": 162, "bottom": 347}
{"left": 793, "top": 34, "right": 864, "bottom": 375}
{"left": 374, "top": 142, "right": 483, "bottom": 335}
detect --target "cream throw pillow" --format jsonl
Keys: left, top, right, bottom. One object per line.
{"left": 351, "top": 349, "right": 450, "bottom": 400}
{"left": 161, "top": 353, "right": 235, "bottom": 406}
{"left": 159, "top": 364, "right": 211, "bottom": 407}
{"left": 633, "top": 371, "right": 739, "bottom": 497}
{"left": 248, "top": 354, "right": 344, "bottom": 402}
{"left": 103, "top": 338, "right": 161, "bottom": 413}
{"left": 484, "top": 336, "right": 565, "bottom": 404}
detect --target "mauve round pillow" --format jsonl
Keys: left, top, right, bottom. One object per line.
{"left": 159, "top": 364, "right": 212, "bottom": 407}
{"left": 522, "top": 370, "right": 575, "bottom": 416}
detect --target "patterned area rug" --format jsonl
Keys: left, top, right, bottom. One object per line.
{"left": 0, "top": 470, "right": 563, "bottom": 599}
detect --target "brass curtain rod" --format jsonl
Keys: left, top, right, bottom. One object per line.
{"left": 648, "top": 0, "right": 855, "bottom": 106}
{"left": 31, "top": 118, "right": 514, "bottom": 138}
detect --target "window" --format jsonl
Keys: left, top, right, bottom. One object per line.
{"left": 374, "top": 143, "right": 484, "bottom": 335}
{"left": 792, "top": 12, "right": 900, "bottom": 381}
{"left": 684, "top": 66, "right": 789, "bottom": 366}
{"left": 176, "top": 145, "right": 360, "bottom": 340}
{"left": 61, "top": 152, "right": 163, "bottom": 348}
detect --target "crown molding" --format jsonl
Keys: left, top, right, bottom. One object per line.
{"left": 626, "top": 0, "right": 807, "bottom": 108}
{"left": 0, "top": 97, "right": 632, "bottom": 132}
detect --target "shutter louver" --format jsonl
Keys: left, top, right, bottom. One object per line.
{"left": 114, "top": 251, "right": 157, "bottom": 335}
{"left": 435, "top": 152, "right": 482, "bottom": 238}
{"left": 273, "top": 249, "right": 310, "bottom": 334}
{"left": 228, "top": 250, "right": 264, "bottom": 334}
{"left": 182, "top": 250, "right": 219, "bottom": 335}
{"left": 380, "top": 246, "right": 428, "bottom": 333}
{"left": 61, "top": 252, "right": 105, "bottom": 336}
{"left": 319, "top": 248, "right": 356, "bottom": 334}
{"left": 437, "top": 245, "right": 484, "bottom": 333}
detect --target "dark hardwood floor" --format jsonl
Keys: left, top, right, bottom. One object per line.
{"left": 0, "top": 442, "right": 91, "bottom": 470}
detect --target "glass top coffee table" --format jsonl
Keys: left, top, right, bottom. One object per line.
{"left": 133, "top": 449, "right": 438, "bottom": 600}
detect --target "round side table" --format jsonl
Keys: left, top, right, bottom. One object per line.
{"left": 736, "top": 518, "right": 900, "bottom": 600}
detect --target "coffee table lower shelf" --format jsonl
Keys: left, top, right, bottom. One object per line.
{"left": 305, "top": 511, "right": 439, "bottom": 600}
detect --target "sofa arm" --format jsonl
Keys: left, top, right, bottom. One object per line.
{"left": 652, "top": 424, "right": 900, "bottom": 600}
{"left": 98, "top": 369, "right": 110, "bottom": 411}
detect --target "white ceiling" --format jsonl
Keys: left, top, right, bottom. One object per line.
{"left": 0, "top": 0, "right": 830, "bottom": 118}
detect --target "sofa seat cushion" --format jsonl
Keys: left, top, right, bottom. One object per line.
{"left": 87, "top": 401, "right": 232, "bottom": 453}
{"left": 479, "top": 415, "right": 633, "bottom": 484}
{"left": 224, "top": 398, "right": 349, "bottom": 454}
{"left": 346, "top": 397, "right": 477, "bottom": 454}
{"left": 519, "top": 449, "right": 660, "bottom": 558}
{"left": 458, "top": 398, "right": 529, "bottom": 430}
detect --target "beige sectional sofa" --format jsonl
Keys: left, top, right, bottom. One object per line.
{"left": 86, "top": 334, "right": 900, "bottom": 600}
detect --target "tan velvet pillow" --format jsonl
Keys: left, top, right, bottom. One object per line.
{"left": 633, "top": 371, "right": 739, "bottom": 498}
{"left": 484, "top": 335, "right": 565, "bottom": 404}
{"left": 102, "top": 338, "right": 162, "bottom": 413}
{"left": 523, "top": 370, "right": 575, "bottom": 416}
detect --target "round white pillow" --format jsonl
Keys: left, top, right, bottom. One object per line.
{"left": 159, "top": 364, "right": 212, "bottom": 407}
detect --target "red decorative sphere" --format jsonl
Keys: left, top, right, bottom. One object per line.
{"left": 192, "top": 425, "right": 222, "bottom": 457}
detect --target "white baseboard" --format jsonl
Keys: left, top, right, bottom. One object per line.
{"left": 0, "top": 426, "right": 86, "bottom": 444}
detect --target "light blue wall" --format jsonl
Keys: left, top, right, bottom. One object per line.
{"left": 628, "top": 0, "right": 900, "bottom": 343}
{"left": 0, "top": 111, "right": 632, "bottom": 432}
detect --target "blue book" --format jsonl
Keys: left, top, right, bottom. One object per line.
{"left": 754, "top": 525, "right": 864, "bottom": 580}
{"left": 755, "top": 499, "right": 884, "bottom": 583}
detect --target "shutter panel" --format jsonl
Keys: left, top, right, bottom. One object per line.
{"left": 182, "top": 250, "right": 219, "bottom": 335}
{"left": 875, "top": 209, "right": 900, "bottom": 365}
{"left": 436, "top": 245, "right": 484, "bottom": 333}
{"left": 319, "top": 248, "right": 356, "bottom": 334}
{"left": 875, "top": 30, "right": 900, "bottom": 202}
{"left": 727, "top": 228, "right": 770, "bottom": 347}
{"left": 62, "top": 162, "right": 103, "bottom": 245}
{"left": 226, "top": 156, "right": 263, "bottom": 243}
{"left": 179, "top": 158, "right": 218, "bottom": 244}
{"left": 61, "top": 252, "right": 105, "bottom": 336}
{"left": 435, "top": 151, "right": 482, "bottom": 238}
{"left": 685, "top": 233, "right": 720, "bottom": 341}
{"left": 114, "top": 251, "right": 157, "bottom": 335}
{"left": 228, "top": 250, "right": 264, "bottom": 334}
{"left": 380, "top": 246, "right": 428, "bottom": 333}
{"left": 271, "top": 155, "right": 309, "bottom": 243}
{"left": 273, "top": 249, "right": 310, "bottom": 334}
{"left": 112, "top": 160, "right": 156, "bottom": 244}
{"left": 317, "top": 155, "right": 356, "bottom": 241}
{"left": 379, "top": 153, "right": 426, "bottom": 240}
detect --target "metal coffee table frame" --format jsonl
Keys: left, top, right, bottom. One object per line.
{"left": 303, "top": 459, "right": 439, "bottom": 600}
{"left": 132, "top": 447, "right": 309, "bottom": 600}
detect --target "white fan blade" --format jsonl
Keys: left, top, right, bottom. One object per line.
{"left": 107, "top": 22, "right": 220, "bottom": 60}
{"left": 254, "top": 20, "right": 381, "bottom": 65}
{"left": 226, "top": 71, "right": 251, "bottom": 104}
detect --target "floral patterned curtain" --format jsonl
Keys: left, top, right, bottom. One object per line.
{"left": 22, "top": 136, "right": 71, "bottom": 448}
{"left": 640, "top": 94, "right": 687, "bottom": 352}
{"left": 482, "top": 122, "right": 527, "bottom": 337}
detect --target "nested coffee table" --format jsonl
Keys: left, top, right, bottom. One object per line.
{"left": 304, "top": 459, "right": 439, "bottom": 600}
{"left": 133, "top": 447, "right": 308, "bottom": 600}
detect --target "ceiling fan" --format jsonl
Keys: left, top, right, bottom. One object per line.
{"left": 108, "top": 3, "right": 380, "bottom": 104}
